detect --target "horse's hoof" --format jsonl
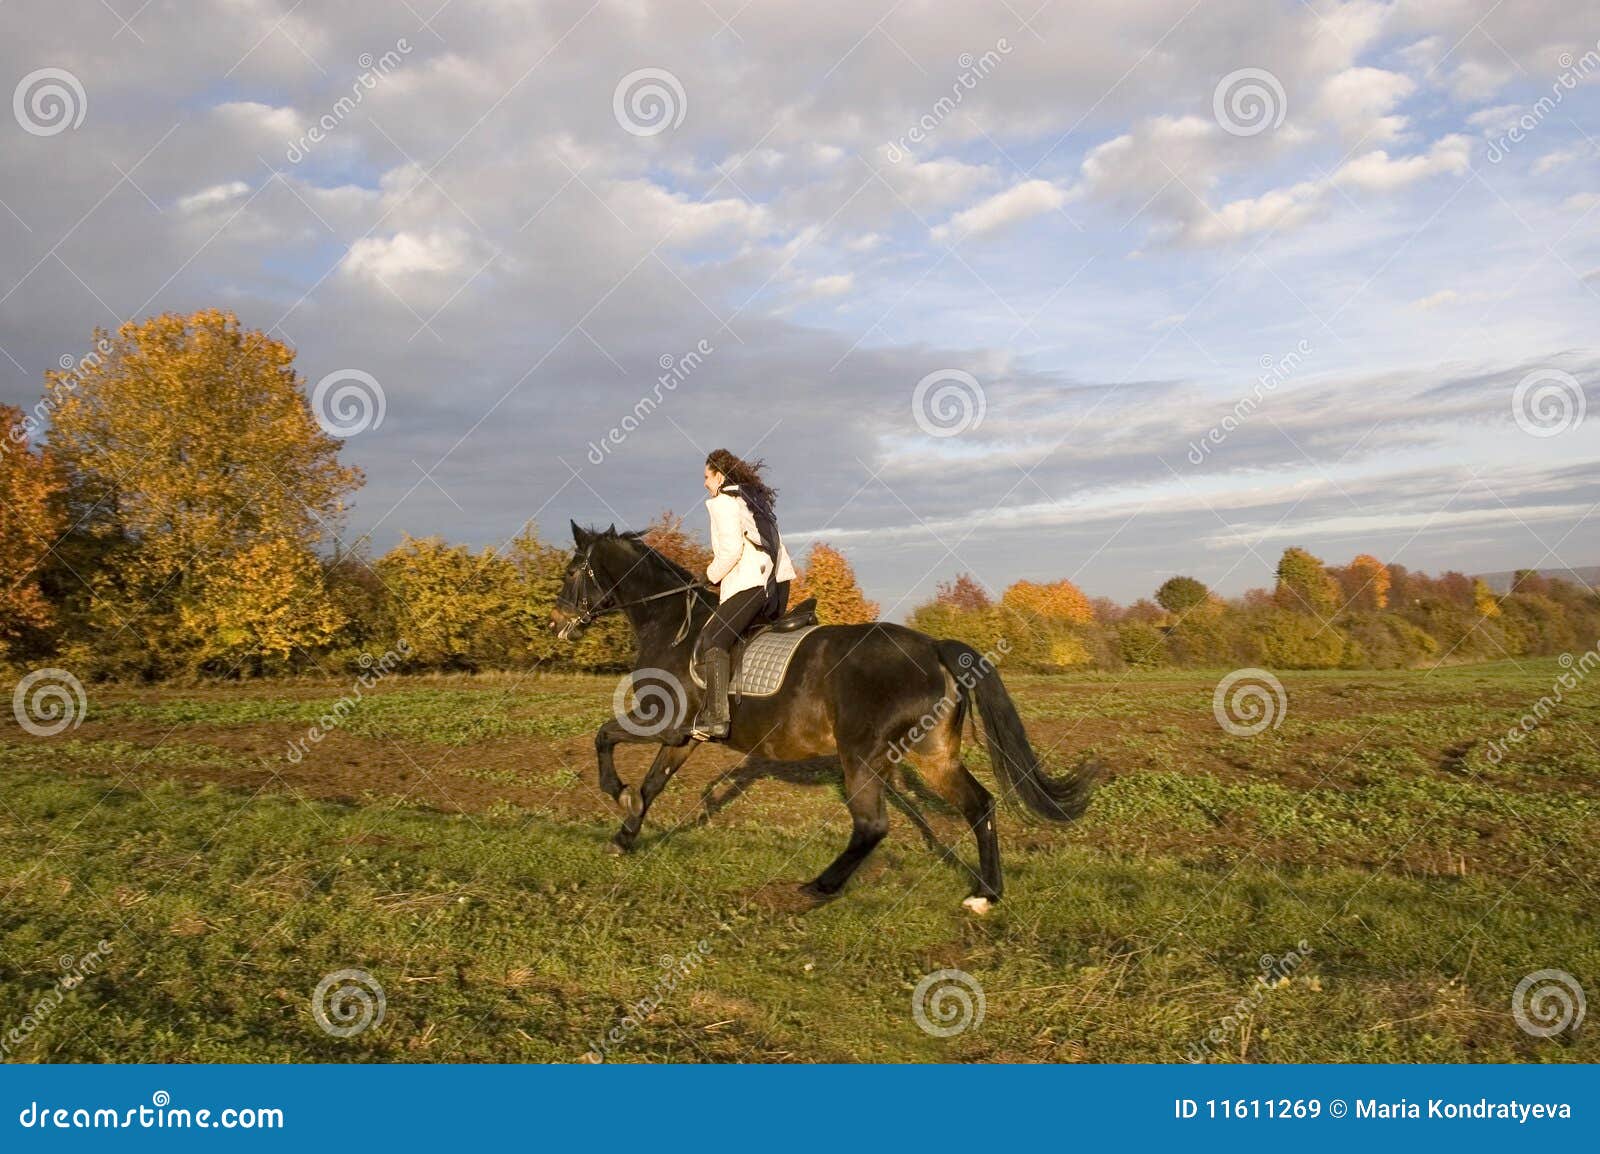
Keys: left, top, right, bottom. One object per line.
{"left": 606, "top": 835, "right": 633, "bottom": 856}
{"left": 797, "top": 882, "right": 835, "bottom": 904}
{"left": 961, "top": 896, "right": 994, "bottom": 916}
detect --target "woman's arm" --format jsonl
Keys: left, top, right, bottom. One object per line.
{"left": 705, "top": 495, "right": 743, "bottom": 584}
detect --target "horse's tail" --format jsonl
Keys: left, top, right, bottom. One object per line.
{"left": 935, "top": 640, "right": 1100, "bottom": 823}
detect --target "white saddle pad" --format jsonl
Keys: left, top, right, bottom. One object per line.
{"left": 692, "top": 625, "right": 819, "bottom": 698}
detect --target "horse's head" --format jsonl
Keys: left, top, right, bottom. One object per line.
{"left": 551, "top": 521, "right": 616, "bottom": 641}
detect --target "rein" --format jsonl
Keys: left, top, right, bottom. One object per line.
{"left": 560, "top": 543, "right": 709, "bottom": 646}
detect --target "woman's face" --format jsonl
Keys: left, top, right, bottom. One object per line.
{"left": 703, "top": 465, "right": 724, "bottom": 496}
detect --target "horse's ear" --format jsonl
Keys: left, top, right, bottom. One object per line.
{"left": 570, "top": 520, "right": 589, "bottom": 546}
{"left": 606, "top": 523, "right": 617, "bottom": 537}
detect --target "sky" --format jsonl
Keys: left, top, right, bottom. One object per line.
{"left": 1, "top": 0, "right": 1597, "bottom": 618}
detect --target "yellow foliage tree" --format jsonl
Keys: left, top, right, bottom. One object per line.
{"left": 1000, "top": 578, "right": 1093, "bottom": 624}
{"left": 791, "top": 542, "right": 878, "bottom": 624}
{"left": 47, "top": 311, "right": 361, "bottom": 672}
{"left": 179, "top": 535, "right": 344, "bottom": 670}
{"left": 1473, "top": 578, "right": 1502, "bottom": 619}
{"left": 0, "top": 407, "right": 65, "bottom": 657}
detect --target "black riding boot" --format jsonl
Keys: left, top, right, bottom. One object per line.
{"left": 691, "top": 649, "right": 731, "bottom": 741}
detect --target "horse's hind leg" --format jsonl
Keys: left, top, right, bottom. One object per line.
{"left": 917, "top": 743, "right": 1002, "bottom": 905}
{"left": 801, "top": 755, "right": 888, "bottom": 899}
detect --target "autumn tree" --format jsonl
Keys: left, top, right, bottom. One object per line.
{"left": 791, "top": 542, "right": 878, "bottom": 624}
{"left": 1331, "top": 553, "right": 1391, "bottom": 611}
{"left": 935, "top": 572, "right": 991, "bottom": 611}
{"left": 0, "top": 408, "right": 65, "bottom": 659}
{"left": 1473, "top": 578, "right": 1502, "bottom": 619}
{"left": 47, "top": 311, "right": 362, "bottom": 674}
{"left": 640, "top": 510, "right": 713, "bottom": 577}
{"left": 1274, "top": 547, "right": 1340, "bottom": 618}
{"left": 1000, "top": 578, "right": 1092, "bottom": 624}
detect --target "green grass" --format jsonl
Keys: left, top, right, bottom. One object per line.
{"left": 0, "top": 659, "right": 1595, "bottom": 1063}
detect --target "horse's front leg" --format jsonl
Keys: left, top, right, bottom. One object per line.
{"left": 609, "top": 740, "right": 699, "bottom": 854}
{"left": 593, "top": 716, "right": 668, "bottom": 803}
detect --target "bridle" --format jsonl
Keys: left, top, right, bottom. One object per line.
{"left": 556, "top": 542, "right": 707, "bottom": 646}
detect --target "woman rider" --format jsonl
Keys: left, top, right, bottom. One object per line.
{"left": 691, "top": 449, "right": 795, "bottom": 740}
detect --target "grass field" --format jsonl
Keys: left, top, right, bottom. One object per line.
{"left": 1, "top": 659, "right": 1595, "bottom": 1063}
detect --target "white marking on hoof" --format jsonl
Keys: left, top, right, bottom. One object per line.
{"left": 962, "top": 896, "right": 992, "bottom": 916}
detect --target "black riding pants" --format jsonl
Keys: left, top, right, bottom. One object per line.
{"left": 703, "top": 581, "right": 790, "bottom": 652}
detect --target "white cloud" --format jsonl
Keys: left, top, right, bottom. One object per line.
{"left": 1414, "top": 289, "right": 1460, "bottom": 309}
{"left": 342, "top": 230, "right": 473, "bottom": 281}
{"left": 1335, "top": 134, "right": 1471, "bottom": 191}
{"left": 1318, "top": 67, "right": 1416, "bottom": 143}
{"left": 1185, "top": 181, "right": 1325, "bottom": 246}
{"left": 177, "top": 181, "right": 251, "bottom": 214}
{"left": 932, "top": 179, "right": 1065, "bottom": 240}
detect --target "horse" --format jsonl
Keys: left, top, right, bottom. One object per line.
{"left": 550, "top": 522, "right": 1099, "bottom": 910}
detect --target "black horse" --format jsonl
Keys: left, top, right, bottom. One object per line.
{"left": 551, "top": 523, "right": 1098, "bottom": 909}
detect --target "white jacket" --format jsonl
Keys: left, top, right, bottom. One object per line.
{"left": 705, "top": 488, "right": 796, "bottom": 602}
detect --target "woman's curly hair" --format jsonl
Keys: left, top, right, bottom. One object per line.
{"left": 706, "top": 448, "right": 776, "bottom": 505}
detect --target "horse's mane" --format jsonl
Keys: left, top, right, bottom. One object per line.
{"left": 585, "top": 525, "right": 698, "bottom": 586}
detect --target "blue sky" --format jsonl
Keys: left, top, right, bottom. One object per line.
{"left": 2, "top": 0, "right": 1597, "bottom": 616}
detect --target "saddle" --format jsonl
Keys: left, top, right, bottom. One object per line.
{"left": 691, "top": 598, "right": 819, "bottom": 697}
